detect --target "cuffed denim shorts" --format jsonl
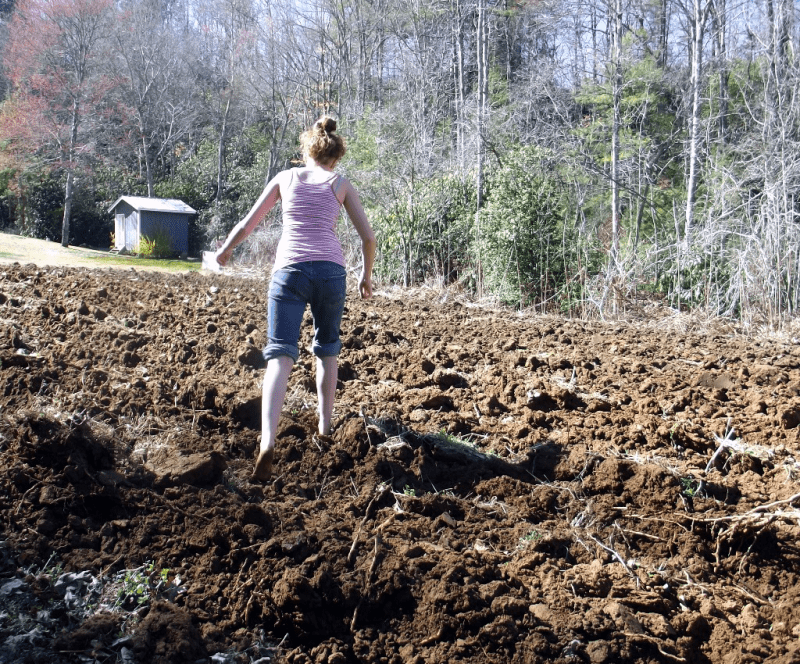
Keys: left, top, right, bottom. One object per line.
{"left": 263, "top": 261, "right": 347, "bottom": 363}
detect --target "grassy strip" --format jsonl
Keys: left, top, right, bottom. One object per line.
{"left": 77, "top": 253, "right": 202, "bottom": 272}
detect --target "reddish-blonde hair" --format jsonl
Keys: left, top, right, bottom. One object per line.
{"left": 299, "top": 116, "right": 347, "bottom": 165}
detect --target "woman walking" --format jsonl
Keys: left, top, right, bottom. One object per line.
{"left": 214, "top": 117, "right": 376, "bottom": 481}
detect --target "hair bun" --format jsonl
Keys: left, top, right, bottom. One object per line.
{"left": 315, "top": 116, "right": 337, "bottom": 134}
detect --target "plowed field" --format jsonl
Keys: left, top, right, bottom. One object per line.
{"left": 1, "top": 262, "right": 799, "bottom": 664}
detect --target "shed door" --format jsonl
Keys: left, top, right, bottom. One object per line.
{"left": 125, "top": 214, "right": 137, "bottom": 251}
{"left": 115, "top": 214, "right": 125, "bottom": 249}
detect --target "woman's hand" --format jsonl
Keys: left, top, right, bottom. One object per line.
{"left": 214, "top": 247, "right": 233, "bottom": 267}
{"left": 359, "top": 273, "right": 373, "bottom": 299}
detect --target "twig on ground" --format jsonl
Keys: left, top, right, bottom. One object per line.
{"left": 589, "top": 534, "right": 636, "bottom": 578}
{"left": 738, "top": 517, "right": 777, "bottom": 575}
{"left": 376, "top": 514, "right": 396, "bottom": 533}
{"left": 623, "top": 633, "right": 687, "bottom": 662}
{"left": 347, "top": 483, "right": 390, "bottom": 566}
{"left": 731, "top": 583, "right": 769, "bottom": 605}
{"left": 695, "top": 492, "right": 800, "bottom": 526}
{"left": 100, "top": 554, "right": 126, "bottom": 578}
{"left": 315, "top": 470, "right": 331, "bottom": 500}
{"left": 680, "top": 569, "right": 768, "bottom": 606}
{"left": 619, "top": 526, "right": 664, "bottom": 542}
{"left": 360, "top": 409, "right": 374, "bottom": 447}
{"left": 16, "top": 479, "right": 44, "bottom": 514}
{"left": 350, "top": 534, "right": 383, "bottom": 631}
{"left": 232, "top": 558, "right": 252, "bottom": 592}
{"left": 346, "top": 527, "right": 362, "bottom": 566}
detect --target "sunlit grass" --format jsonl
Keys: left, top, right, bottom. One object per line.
{"left": 78, "top": 253, "right": 202, "bottom": 272}
{"left": 0, "top": 234, "right": 203, "bottom": 272}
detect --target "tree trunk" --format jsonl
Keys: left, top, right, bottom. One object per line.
{"left": 142, "top": 131, "right": 154, "bottom": 198}
{"left": 609, "top": 0, "right": 622, "bottom": 271}
{"left": 711, "top": 0, "right": 728, "bottom": 143}
{"left": 61, "top": 170, "right": 74, "bottom": 248}
{"left": 591, "top": 0, "right": 599, "bottom": 84}
{"left": 61, "top": 101, "right": 80, "bottom": 248}
{"left": 684, "top": 0, "right": 709, "bottom": 247}
{"left": 656, "top": 0, "right": 668, "bottom": 69}
{"left": 475, "top": 0, "right": 489, "bottom": 297}
{"left": 455, "top": 0, "right": 466, "bottom": 172}
{"left": 217, "top": 92, "right": 231, "bottom": 202}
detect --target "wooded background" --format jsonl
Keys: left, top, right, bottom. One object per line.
{"left": 0, "top": 0, "right": 798, "bottom": 324}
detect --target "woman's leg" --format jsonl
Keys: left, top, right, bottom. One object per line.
{"left": 254, "top": 355, "right": 294, "bottom": 480}
{"left": 316, "top": 355, "right": 338, "bottom": 435}
{"left": 308, "top": 262, "right": 347, "bottom": 436}
{"left": 255, "top": 265, "right": 309, "bottom": 481}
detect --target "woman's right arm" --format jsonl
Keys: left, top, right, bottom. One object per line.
{"left": 215, "top": 172, "right": 285, "bottom": 266}
{"left": 341, "top": 180, "right": 377, "bottom": 299}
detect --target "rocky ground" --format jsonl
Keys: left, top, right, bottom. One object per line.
{"left": 1, "top": 262, "right": 799, "bottom": 664}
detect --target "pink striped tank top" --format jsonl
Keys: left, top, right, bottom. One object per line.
{"left": 273, "top": 168, "right": 344, "bottom": 271}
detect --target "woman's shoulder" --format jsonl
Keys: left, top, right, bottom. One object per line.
{"left": 294, "top": 167, "right": 343, "bottom": 187}
{"left": 268, "top": 168, "right": 295, "bottom": 185}
{"left": 331, "top": 172, "right": 353, "bottom": 201}
{"left": 335, "top": 173, "right": 358, "bottom": 193}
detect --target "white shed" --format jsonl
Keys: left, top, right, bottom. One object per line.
{"left": 109, "top": 196, "right": 195, "bottom": 256}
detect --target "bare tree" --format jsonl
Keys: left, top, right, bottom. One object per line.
{"left": 4, "top": 0, "right": 114, "bottom": 246}
{"left": 475, "top": 0, "right": 489, "bottom": 294}
{"left": 678, "top": 0, "right": 713, "bottom": 247}
{"left": 609, "top": 0, "right": 623, "bottom": 273}
{"left": 111, "top": 0, "right": 190, "bottom": 196}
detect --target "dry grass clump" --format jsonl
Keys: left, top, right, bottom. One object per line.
{"left": 123, "top": 414, "right": 182, "bottom": 465}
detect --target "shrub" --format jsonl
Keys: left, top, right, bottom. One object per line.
{"left": 370, "top": 174, "right": 476, "bottom": 287}
{"left": 22, "top": 171, "right": 63, "bottom": 240}
{"left": 136, "top": 226, "right": 173, "bottom": 258}
{"left": 476, "top": 146, "right": 588, "bottom": 307}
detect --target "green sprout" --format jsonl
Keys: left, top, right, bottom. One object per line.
{"left": 518, "top": 529, "right": 543, "bottom": 548}
{"left": 680, "top": 477, "right": 701, "bottom": 498}
{"left": 113, "top": 561, "right": 172, "bottom": 610}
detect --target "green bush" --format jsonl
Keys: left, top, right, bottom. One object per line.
{"left": 370, "top": 174, "right": 476, "bottom": 287}
{"left": 0, "top": 167, "right": 16, "bottom": 230}
{"left": 21, "top": 170, "right": 63, "bottom": 240}
{"left": 5, "top": 167, "right": 112, "bottom": 247}
{"left": 476, "top": 146, "right": 586, "bottom": 307}
{"left": 136, "top": 227, "right": 173, "bottom": 258}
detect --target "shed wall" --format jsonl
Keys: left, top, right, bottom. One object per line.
{"left": 140, "top": 211, "right": 189, "bottom": 254}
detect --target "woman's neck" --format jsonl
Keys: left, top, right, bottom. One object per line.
{"left": 305, "top": 157, "right": 334, "bottom": 171}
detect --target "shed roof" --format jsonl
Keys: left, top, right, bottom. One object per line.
{"left": 108, "top": 196, "right": 196, "bottom": 215}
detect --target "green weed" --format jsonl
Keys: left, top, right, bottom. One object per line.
{"left": 680, "top": 477, "right": 701, "bottom": 497}
{"left": 113, "top": 562, "right": 172, "bottom": 610}
{"left": 517, "top": 528, "right": 544, "bottom": 549}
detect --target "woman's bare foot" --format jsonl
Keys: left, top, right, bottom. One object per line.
{"left": 252, "top": 447, "right": 274, "bottom": 481}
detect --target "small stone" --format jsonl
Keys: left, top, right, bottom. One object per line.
{"left": 529, "top": 603, "right": 553, "bottom": 623}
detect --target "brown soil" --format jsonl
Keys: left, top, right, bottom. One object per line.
{"left": 1, "top": 262, "right": 800, "bottom": 664}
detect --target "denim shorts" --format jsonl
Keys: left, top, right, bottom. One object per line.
{"left": 263, "top": 261, "right": 347, "bottom": 363}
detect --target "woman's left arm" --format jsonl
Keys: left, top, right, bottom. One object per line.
{"left": 340, "top": 179, "right": 377, "bottom": 299}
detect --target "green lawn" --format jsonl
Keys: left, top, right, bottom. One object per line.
{"left": 78, "top": 253, "right": 202, "bottom": 271}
